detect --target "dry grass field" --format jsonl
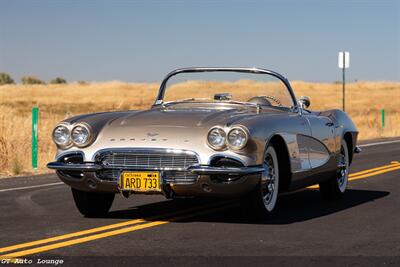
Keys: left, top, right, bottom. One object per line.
{"left": 0, "top": 81, "right": 399, "bottom": 176}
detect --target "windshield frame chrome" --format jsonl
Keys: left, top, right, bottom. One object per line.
{"left": 153, "top": 67, "right": 298, "bottom": 112}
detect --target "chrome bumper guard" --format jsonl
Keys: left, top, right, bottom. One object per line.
{"left": 47, "top": 162, "right": 103, "bottom": 171}
{"left": 47, "top": 162, "right": 265, "bottom": 175}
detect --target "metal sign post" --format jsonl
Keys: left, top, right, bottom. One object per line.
{"left": 338, "top": 51, "right": 350, "bottom": 111}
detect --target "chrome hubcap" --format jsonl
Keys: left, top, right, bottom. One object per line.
{"left": 337, "top": 146, "right": 348, "bottom": 188}
{"left": 262, "top": 154, "right": 276, "bottom": 206}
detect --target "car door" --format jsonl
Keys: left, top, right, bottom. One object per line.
{"left": 303, "top": 111, "right": 335, "bottom": 169}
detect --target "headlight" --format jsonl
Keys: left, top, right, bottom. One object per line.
{"left": 207, "top": 127, "right": 226, "bottom": 149}
{"left": 227, "top": 127, "right": 248, "bottom": 150}
{"left": 52, "top": 125, "right": 71, "bottom": 147}
{"left": 71, "top": 124, "right": 92, "bottom": 147}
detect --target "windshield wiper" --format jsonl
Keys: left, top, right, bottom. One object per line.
{"left": 162, "top": 98, "right": 211, "bottom": 107}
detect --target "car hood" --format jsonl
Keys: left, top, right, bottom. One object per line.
{"left": 94, "top": 108, "right": 248, "bottom": 142}
{"left": 108, "top": 108, "right": 255, "bottom": 128}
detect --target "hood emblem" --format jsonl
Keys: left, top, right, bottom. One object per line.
{"left": 146, "top": 132, "right": 159, "bottom": 137}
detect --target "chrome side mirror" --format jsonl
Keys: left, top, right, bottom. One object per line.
{"left": 298, "top": 96, "right": 310, "bottom": 109}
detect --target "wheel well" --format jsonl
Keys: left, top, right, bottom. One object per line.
{"left": 343, "top": 132, "right": 354, "bottom": 164}
{"left": 268, "top": 135, "right": 291, "bottom": 192}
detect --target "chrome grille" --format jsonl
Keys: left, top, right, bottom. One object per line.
{"left": 95, "top": 149, "right": 199, "bottom": 184}
{"left": 98, "top": 150, "right": 199, "bottom": 170}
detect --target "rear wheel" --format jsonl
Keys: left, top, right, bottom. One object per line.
{"left": 319, "top": 139, "right": 349, "bottom": 200}
{"left": 246, "top": 145, "right": 280, "bottom": 217}
{"left": 71, "top": 188, "right": 115, "bottom": 217}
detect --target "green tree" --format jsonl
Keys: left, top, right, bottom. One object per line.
{"left": 0, "top": 73, "right": 15, "bottom": 85}
{"left": 50, "top": 77, "right": 67, "bottom": 84}
{"left": 21, "top": 76, "right": 45, "bottom": 85}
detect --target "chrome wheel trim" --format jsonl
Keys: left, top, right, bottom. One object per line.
{"left": 337, "top": 141, "right": 349, "bottom": 193}
{"left": 261, "top": 147, "right": 279, "bottom": 212}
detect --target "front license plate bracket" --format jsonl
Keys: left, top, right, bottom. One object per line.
{"left": 119, "top": 171, "right": 161, "bottom": 192}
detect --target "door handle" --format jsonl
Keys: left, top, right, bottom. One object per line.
{"left": 325, "top": 122, "right": 334, "bottom": 127}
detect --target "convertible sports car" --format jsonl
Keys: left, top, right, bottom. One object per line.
{"left": 47, "top": 67, "right": 360, "bottom": 217}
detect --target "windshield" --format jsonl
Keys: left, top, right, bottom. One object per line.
{"left": 158, "top": 69, "right": 295, "bottom": 110}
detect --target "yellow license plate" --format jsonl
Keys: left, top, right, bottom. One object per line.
{"left": 120, "top": 171, "right": 161, "bottom": 192}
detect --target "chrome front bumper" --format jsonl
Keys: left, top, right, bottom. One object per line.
{"left": 47, "top": 162, "right": 264, "bottom": 196}
{"left": 47, "top": 162, "right": 265, "bottom": 175}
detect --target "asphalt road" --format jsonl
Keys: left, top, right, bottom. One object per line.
{"left": 0, "top": 139, "right": 399, "bottom": 266}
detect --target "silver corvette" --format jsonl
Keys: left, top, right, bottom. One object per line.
{"left": 48, "top": 67, "right": 360, "bottom": 217}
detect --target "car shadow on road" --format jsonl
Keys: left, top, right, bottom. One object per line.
{"left": 105, "top": 189, "right": 389, "bottom": 225}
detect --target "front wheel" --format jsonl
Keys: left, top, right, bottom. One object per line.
{"left": 319, "top": 139, "right": 349, "bottom": 200}
{"left": 71, "top": 188, "right": 115, "bottom": 217}
{"left": 246, "top": 145, "right": 280, "bottom": 217}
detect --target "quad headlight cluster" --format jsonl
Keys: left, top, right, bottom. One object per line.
{"left": 52, "top": 123, "right": 93, "bottom": 149}
{"left": 207, "top": 126, "right": 249, "bottom": 151}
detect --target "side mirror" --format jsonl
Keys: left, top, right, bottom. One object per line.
{"left": 298, "top": 96, "right": 310, "bottom": 109}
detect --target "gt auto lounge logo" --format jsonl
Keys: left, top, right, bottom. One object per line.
{"left": 1, "top": 258, "right": 64, "bottom": 265}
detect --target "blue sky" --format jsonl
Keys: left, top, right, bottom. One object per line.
{"left": 0, "top": 0, "right": 399, "bottom": 82}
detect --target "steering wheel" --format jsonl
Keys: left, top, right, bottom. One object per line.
{"left": 262, "top": 96, "right": 282, "bottom": 106}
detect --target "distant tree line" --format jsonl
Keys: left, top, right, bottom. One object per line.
{"left": 0, "top": 72, "right": 69, "bottom": 85}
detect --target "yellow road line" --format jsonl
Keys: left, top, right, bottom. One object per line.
{"left": 0, "top": 218, "right": 144, "bottom": 254}
{"left": 0, "top": 204, "right": 235, "bottom": 259}
{"left": 0, "top": 201, "right": 231, "bottom": 255}
{"left": 0, "top": 221, "right": 168, "bottom": 259}
{"left": 348, "top": 165, "right": 400, "bottom": 181}
{"left": 308, "top": 162, "right": 400, "bottom": 189}
{"left": 349, "top": 162, "right": 400, "bottom": 177}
